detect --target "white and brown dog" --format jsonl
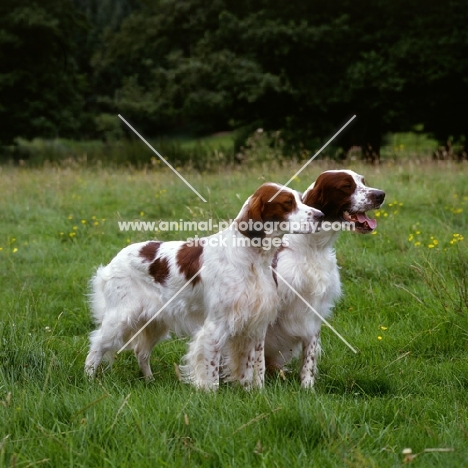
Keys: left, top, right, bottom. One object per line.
{"left": 85, "top": 183, "right": 323, "bottom": 390}
{"left": 265, "top": 170, "right": 385, "bottom": 388}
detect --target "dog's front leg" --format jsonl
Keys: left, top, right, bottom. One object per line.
{"left": 299, "top": 331, "right": 321, "bottom": 389}
{"left": 253, "top": 338, "right": 266, "bottom": 389}
{"left": 205, "top": 334, "right": 222, "bottom": 390}
{"left": 181, "top": 321, "right": 223, "bottom": 391}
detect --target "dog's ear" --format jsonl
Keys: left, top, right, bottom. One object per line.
{"left": 237, "top": 194, "right": 265, "bottom": 240}
{"left": 303, "top": 182, "right": 324, "bottom": 211}
{"left": 303, "top": 172, "right": 356, "bottom": 220}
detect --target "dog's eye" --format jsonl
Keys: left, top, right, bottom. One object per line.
{"left": 283, "top": 199, "right": 293, "bottom": 206}
{"left": 342, "top": 184, "right": 352, "bottom": 190}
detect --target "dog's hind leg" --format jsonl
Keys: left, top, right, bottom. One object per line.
{"left": 133, "top": 320, "right": 169, "bottom": 381}
{"left": 84, "top": 328, "right": 114, "bottom": 377}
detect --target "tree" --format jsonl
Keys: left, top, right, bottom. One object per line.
{"left": 93, "top": 0, "right": 353, "bottom": 138}
{"left": 3, "top": 0, "right": 467, "bottom": 157}
{"left": 0, "top": 0, "right": 87, "bottom": 145}
{"left": 404, "top": 0, "right": 468, "bottom": 157}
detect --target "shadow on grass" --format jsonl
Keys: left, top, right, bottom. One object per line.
{"left": 269, "top": 409, "right": 326, "bottom": 446}
{"left": 323, "top": 375, "right": 394, "bottom": 397}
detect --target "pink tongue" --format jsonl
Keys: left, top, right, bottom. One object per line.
{"left": 356, "top": 213, "right": 377, "bottom": 229}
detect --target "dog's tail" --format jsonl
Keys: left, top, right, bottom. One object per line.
{"left": 89, "top": 265, "right": 108, "bottom": 325}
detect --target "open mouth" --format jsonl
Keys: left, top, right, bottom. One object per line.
{"left": 342, "top": 210, "right": 377, "bottom": 233}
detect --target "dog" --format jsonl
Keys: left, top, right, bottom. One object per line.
{"left": 265, "top": 170, "right": 385, "bottom": 388}
{"left": 85, "top": 182, "right": 324, "bottom": 390}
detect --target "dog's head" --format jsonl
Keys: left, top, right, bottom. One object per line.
{"left": 302, "top": 170, "right": 385, "bottom": 234}
{"left": 236, "top": 183, "right": 324, "bottom": 239}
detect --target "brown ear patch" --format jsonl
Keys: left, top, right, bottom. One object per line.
{"left": 237, "top": 193, "right": 265, "bottom": 239}
{"left": 139, "top": 241, "right": 170, "bottom": 285}
{"left": 236, "top": 184, "right": 297, "bottom": 239}
{"left": 303, "top": 172, "right": 356, "bottom": 219}
{"left": 176, "top": 243, "right": 204, "bottom": 285}
{"left": 262, "top": 190, "right": 297, "bottom": 222}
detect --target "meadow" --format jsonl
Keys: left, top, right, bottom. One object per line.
{"left": 0, "top": 154, "right": 467, "bottom": 467}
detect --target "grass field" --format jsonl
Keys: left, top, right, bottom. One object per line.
{"left": 0, "top": 158, "right": 467, "bottom": 467}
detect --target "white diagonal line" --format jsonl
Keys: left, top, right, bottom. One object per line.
{"left": 271, "top": 266, "right": 358, "bottom": 353}
{"left": 118, "top": 114, "right": 207, "bottom": 203}
{"left": 117, "top": 266, "right": 206, "bottom": 354}
{"left": 268, "top": 115, "right": 356, "bottom": 202}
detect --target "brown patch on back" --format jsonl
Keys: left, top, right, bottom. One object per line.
{"left": 303, "top": 172, "right": 356, "bottom": 220}
{"left": 176, "top": 243, "right": 204, "bottom": 285}
{"left": 139, "top": 241, "right": 161, "bottom": 262}
{"left": 149, "top": 257, "right": 170, "bottom": 284}
{"left": 139, "top": 241, "right": 170, "bottom": 285}
{"left": 236, "top": 184, "right": 297, "bottom": 239}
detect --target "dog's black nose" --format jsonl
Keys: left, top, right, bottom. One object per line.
{"left": 373, "top": 190, "right": 385, "bottom": 204}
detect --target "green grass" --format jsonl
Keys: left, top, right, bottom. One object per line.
{"left": 0, "top": 160, "right": 467, "bottom": 467}
{"left": 381, "top": 132, "right": 439, "bottom": 159}
{"left": 178, "top": 131, "right": 235, "bottom": 150}
{"left": 10, "top": 135, "right": 237, "bottom": 170}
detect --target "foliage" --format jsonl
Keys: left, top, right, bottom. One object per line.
{"left": 0, "top": 130, "right": 446, "bottom": 169}
{"left": 7, "top": 136, "right": 235, "bottom": 170}
{"left": 1, "top": 0, "right": 468, "bottom": 154}
{"left": 92, "top": 0, "right": 468, "bottom": 151}
{"left": 0, "top": 0, "right": 88, "bottom": 145}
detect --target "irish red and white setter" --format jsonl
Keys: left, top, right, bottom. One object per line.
{"left": 85, "top": 183, "right": 323, "bottom": 390}
{"left": 265, "top": 170, "right": 385, "bottom": 388}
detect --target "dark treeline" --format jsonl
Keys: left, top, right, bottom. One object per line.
{"left": 1, "top": 0, "right": 467, "bottom": 159}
